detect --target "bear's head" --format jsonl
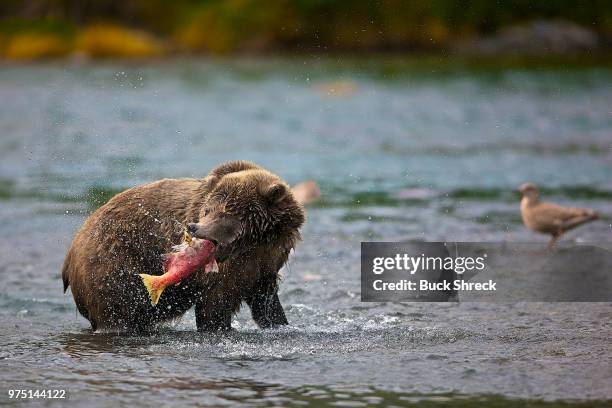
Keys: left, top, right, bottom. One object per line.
{"left": 188, "top": 161, "right": 305, "bottom": 262}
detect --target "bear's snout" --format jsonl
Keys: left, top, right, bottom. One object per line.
{"left": 187, "top": 223, "right": 218, "bottom": 245}
{"left": 187, "top": 217, "right": 241, "bottom": 248}
{"left": 187, "top": 223, "right": 199, "bottom": 236}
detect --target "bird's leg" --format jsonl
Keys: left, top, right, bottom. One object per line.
{"left": 547, "top": 236, "right": 557, "bottom": 250}
{"left": 547, "top": 230, "right": 562, "bottom": 251}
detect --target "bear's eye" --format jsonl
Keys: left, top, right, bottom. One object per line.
{"left": 204, "top": 209, "right": 210, "bottom": 216}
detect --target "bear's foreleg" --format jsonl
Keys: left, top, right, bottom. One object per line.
{"left": 246, "top": 276, "right": 288, "bottom": 328}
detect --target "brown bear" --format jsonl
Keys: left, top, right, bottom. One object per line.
{"left": 62, "top": 161, "right": 305, "bottom": 332}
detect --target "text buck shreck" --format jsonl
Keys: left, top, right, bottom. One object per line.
{"left": 372, "top": 279, "right": 497, "bottom": 291}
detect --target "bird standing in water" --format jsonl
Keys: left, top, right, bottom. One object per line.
{"left": 519, "top": 183, "right": 598, "bottom": 249}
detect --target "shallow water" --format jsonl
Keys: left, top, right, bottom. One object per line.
{"left": 1, "top": 58, "right": 611, "bottom": 407}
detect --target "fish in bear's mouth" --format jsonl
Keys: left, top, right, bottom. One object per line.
{"left": 138, "top": 233, "right": 219, "bottom": 306}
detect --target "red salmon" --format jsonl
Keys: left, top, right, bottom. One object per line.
{"left": 139, "top": 238, "right": 217, "bottom": 306}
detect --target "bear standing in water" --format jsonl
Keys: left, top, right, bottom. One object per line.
{"left": 62, "top": 161, "right": 305, "bottom": 332}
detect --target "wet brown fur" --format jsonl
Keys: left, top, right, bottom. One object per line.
{"left": 62, "top": 161, "right": 304, "bottom": 332}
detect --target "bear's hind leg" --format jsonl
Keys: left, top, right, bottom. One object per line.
{"left": 195, "top": 298, "right": 233, "bottom": 332}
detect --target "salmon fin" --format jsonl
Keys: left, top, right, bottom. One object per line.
{"left": 139, "top": 274, "right": 166, "bottom": 306}
{"left": 205, "top": 259, "right": 219, "bottom": 273}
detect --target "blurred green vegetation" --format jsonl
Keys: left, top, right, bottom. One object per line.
{"left": 0, "top": 0, "right": 611, "bottom": 58}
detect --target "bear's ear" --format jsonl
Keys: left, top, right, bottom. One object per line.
{"left": 262, "top": 183, "right": 287, "bottom": 204}
{"left": 209, "top": 161, "right": 260, "bottom": 179}
{"left": 202, "top": 174, "right": 220, "bottom": 191}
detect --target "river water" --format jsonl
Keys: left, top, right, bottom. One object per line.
{"left": 1, "top": 58, "right": 611, "bottom": 407}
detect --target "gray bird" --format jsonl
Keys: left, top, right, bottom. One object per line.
{"left": 519, "top": 183, "right": 598, "bottom": 249}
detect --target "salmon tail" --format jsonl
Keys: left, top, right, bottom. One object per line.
{"left": 139, "top": 274, "right": 166, "bottom": 306}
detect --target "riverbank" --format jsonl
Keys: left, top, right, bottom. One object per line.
{"left": 1, "top": 18, "right": 611, "bottom": 61}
